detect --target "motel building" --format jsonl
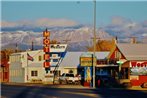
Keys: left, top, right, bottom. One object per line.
{"left": 9, "top": 44, "right": 67, "bottom": 83}
{"left": 0, "top": 59, "right": 9, "bottom": 82}
{"left": 9, "top": 47, "right": 111, "bottom": 84}
{"left": 9, "top": 42, "right": 147, "bottom": 87}
{"left": 108, "top": 43, "right": 147, "bottom": 87}
{"left": 0, "top": 51, "right": 10, "bottom": 83}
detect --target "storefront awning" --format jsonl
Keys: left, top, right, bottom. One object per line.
{"left": 96, "top": 64, "right": 118, "bottom": 67}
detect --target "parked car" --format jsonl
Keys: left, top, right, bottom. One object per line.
{"left": 96, "top": 75, "right": 111, "bottom": 82}
{"left": 59, "top": 73, "right": 81, "bottom": 84}
{"left": 141, "top": 82, "right": 147, "bottom": 88}
{"left": 59, "top": 73, "right": 74, "bottom": 84}
{"left": 96, "top": 75, "right": 119, "bottom": 87}
{"left": 74, "top": 74, "right": 81, "bottom": 85}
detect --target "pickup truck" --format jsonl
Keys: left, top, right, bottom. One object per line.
{"left": 59, "top": 73, "right": 81, "bottom": 84}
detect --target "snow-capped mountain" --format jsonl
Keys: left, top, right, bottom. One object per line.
{"left": 1, "top": 26, "right": 112, "bottom": 51}
{"left": 1, "top": 18, "right": 147, "bottom": 51}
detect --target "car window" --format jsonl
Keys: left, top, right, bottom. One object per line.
{"left": 66, "top": 74, "right": 74, "bottom": 77}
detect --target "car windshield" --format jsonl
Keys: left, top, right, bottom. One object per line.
{"left": 65, "top": 74, "right": 74, "bottom": 77}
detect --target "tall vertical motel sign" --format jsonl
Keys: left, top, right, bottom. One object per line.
{"left": 43, "top": 29, "right": 50, "bottom": 73}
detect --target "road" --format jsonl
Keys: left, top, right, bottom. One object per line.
{"left": 1, "top": 84, "right": 147, "bottom": 98}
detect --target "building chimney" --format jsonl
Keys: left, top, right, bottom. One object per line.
{"left": 130, "top": 37, "right": 136, "bottom": 44}
{"left": 112, "top": 36, "right": 118, "bottom": 44}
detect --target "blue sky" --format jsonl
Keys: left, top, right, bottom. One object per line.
{"left": 1, "top": 0, "right": 147, "bottom": 27}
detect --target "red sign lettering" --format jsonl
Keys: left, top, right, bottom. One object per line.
{"left": 44, "top": 62, "right": 50, "bottom": 68}
{"left": 43, "top": 29, "right": 50, "bottom": 69}
{"left": 131, "top": 62, "right": 137, "bottom": 67}
{"left": 131, "top": 61, "right": 147, "bottom": 67}
{"left": 43, "top": 46, "right": 50, "bottom": 52}
{"left": 43, "top": 31, "right": 50, "bottom": 37}
{"left": 44, "top": 54, "right": 50, "bottom": 60}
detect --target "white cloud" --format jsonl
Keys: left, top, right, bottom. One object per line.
{"left": 142, "top": 33, "right": 147, "bottom": 37}
{"left": 111, "top": 16, "right": 132, "bottom": 26}
{"left": 1, "top": 18, "right": 78, "bottom": 28}
{"left": 1, "top": 21, "right": 19, "bottom": 27}
{"left": 35, "top": 18, "right": 78, "bottom": 27}
{"left": 104, "top": 16, "right": 147, "bottom": 39}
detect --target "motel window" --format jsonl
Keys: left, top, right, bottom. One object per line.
{"left": 38, "top": 55, "right": 42, "bottom": 61}
{"left": 53, "top": 59, "right": 58, "bottom": 62}
{"left": 31, "top": 71, "right": 38, "bottom": 76}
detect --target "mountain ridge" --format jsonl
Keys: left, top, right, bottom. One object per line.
{"left": 1, "top": 23, "right": 147, "bottom": 51}
{"left": 1, "top": 25, "right": 112, "bottom": 51}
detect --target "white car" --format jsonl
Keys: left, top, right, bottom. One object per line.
{"left": 59, "top": 73, "right": 81, "bottom": 84}
{"left": 59, "top": 73, "right": 75, "bottom": 84}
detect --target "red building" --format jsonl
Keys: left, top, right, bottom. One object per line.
{"left": 0, "top": 51, "right": 10, "bottom": 82}
{"left": 108, "top": 43, "right": 147, "bottom": 87}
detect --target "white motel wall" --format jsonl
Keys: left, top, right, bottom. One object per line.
{"left": 9, "top": 50, "right": 45, "bottom": 83}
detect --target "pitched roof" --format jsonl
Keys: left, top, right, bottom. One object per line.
{"left": 59, "top": 52, "right": 109, "bottom": 68}
{"left": 117, "top": 43, "right": 147, "bottom": 60}
{"left": 81, "top": 52, "right": 109, "bottom": 59}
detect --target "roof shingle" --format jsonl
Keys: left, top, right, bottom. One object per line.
{"left": 117, "top": 43, "right": 147, "bottom": 60}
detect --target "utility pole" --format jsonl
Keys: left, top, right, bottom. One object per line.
{"left": 129, "top": 37, "right": 137, "bottom": 44}
{"left": 31, "top": 41, "right": 34, "bottom": 50}
{"left": 91, "top": 37, "right": 100, "bottom": 51}
{"left": 93, "top": 0, "right": 96, "bottom": 88}
{"left": 76, "top": 0, "right": 96, "bottom": 88}
{"left": 15, "top": 43, "right": 18, "bottom": 52}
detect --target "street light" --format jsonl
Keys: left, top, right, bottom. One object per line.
{"left": 93, "top": 0, "right": 96, "bottom": 88}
